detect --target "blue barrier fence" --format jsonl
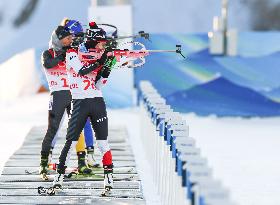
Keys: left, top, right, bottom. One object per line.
{"left": 138, "top": 81, "right": 237, "bottom": 205}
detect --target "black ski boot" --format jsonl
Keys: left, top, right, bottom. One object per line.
{"left": 77, "top": 151, "right": 92, "bottom": 174}
{"left": 39, "top": 154, "right": 49, "bottom": 180}
{"left": 53, "top": 165, "right": 67, "bottom": 189}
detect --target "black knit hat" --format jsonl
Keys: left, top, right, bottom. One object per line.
{"left": 55, "top": 25, "right": 72, "bottom": 40}
{"left": 86, "top": 22, "right": 107, "bottom": 41}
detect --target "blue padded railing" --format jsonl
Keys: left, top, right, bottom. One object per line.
{"left": 138, "top": 81, "right": 237, "bottom": 205}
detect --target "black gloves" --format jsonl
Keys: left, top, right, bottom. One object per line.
{"left": 105, "top": 40, "right": 117, "bottom": 51}
{"left": 102, "top": 65, "right": 111, "bottom": 78}
{"left": 98, "top": 51, "right": 108, "bottom": 65}
{"left": 102, "top": 56, "right": 115, "bottom": 78}
{"left": 98, "top": 42, "right": 115, "bottom": 64}
{"left": 95, "top": 56, "right": 115, "bottom": 82}
{"left": 95, "top": 72, "right": 102, "bottom": 83}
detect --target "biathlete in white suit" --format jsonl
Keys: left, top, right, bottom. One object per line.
{"left": 53, "top": 21, "right": 115, "bottom": 191}
{"left": 62, "top": 18, "right": 100, "bottom": 168}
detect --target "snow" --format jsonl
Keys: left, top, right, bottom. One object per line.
{"left": 0, "top": 93, "right": 49, "bottom": 174}
{"left": 108, "top": 108, "right": 162, "bottom": 205}
{"left": 182, "top": 113, "right": 280, "bottom": 205}
{"left": 1, "top": 93, "right": 280, "bottom": 205}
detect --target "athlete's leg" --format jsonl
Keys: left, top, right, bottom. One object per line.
{"left": 41, "top": 91, "right": 71, "bottom": 156}
{"left": 84, "top": 118, "right": 99, "bottom": 167}
{"left": 76, "top": 133, "right": 85, "bottom": 152}
{"left": 56, "top": 99, "right": 89, "bottom": 174}
{"left": 53, "top": 99, "right": 90, "bottom": 188}
{"left": 76, "top": 133, "right": 92, "bottom": 174}
{"left": 51, "top": 112, "right": 66, "bottom": 149}
{"left": 89, "top": 98, "right": 108, "bottom": 141}
{"left": 40, "top": 91, "right": 71, "bottom": 176}
{"left": 84, "top": 118, "right": 94, "bottom": 147}
{"left": 89, "top": 97, "right": 113, "bottom": 189}
{"left": 49, "top": 112, "right": 67, "bottom": 164}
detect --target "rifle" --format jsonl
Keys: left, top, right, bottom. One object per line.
{"left": 78, "top": 43, "right": 185, "bottom": 68}
{"left": 79, "top": 23, "right": 185, "bottom": 68}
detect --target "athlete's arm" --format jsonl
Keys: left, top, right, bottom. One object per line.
{"left": 41, "top": 50, "right": 65, "bottom": 69}
{"left": 66, "top": 49, "right": 108, "bottom": 76}
{"left": 101, "top": 56, "right": 116, "bottom": 78}
{"left": 95, "top": 56, "right": 116, "bottom": 89}
{"left": 78, "top": 52, "right": 108, "bottom": 76}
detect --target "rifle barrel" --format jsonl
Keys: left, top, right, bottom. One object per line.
{"left": 112, "top": 32, "right": 149, "bottom": 41}
{"left": 114, "top": 35, "right": 136, "bottom": 40}
{"left": 146, "top": 50, "right": 177, "bottom": 53}
{"left": 113, "top": 34, "right": 144, "bottom": 41}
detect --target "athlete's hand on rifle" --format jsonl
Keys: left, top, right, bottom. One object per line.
{"left": 95, "top": 56, "right": 115, "bottom": 84}
{"left": 102, "top": 56, "right": 115, "bottom": 78}
{"left": 104, "top": 40, "right": 117, "bottom": 51}
{"left": 99, "top": 51, "right": 108, "bottom": 64}
{"left": 98, "top": 43, "right": 114, "bottom": 64}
